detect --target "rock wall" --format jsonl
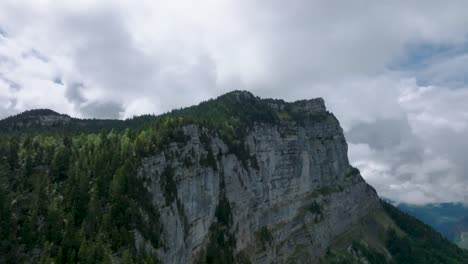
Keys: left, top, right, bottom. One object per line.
{"left": 139, "top": 99, "right": 380, "bottom": 263}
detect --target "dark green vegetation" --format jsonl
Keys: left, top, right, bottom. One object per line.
{"left": 201, "top": 178, "right": 236, "bottom": 264}
{"left": 0, "top": 91, "right": 294, "bottom": 263}
{"left": 382, "top": 201, "right": 468, "bottom": 263}
{"left": 1, "top": 91, "right": 467, "bottom": 263}
{"left": 395, "top": 201, "right": 468, "bottom": 249}
{"left": 349, "top": 241, "right": 387, "bottom": 264}
{"left": 0, "top": 109, "right": 125, "bottom": 133}
{"left": 0, "top": 130, "right": 162, "bottom": 263}
{"left": 255, "top": 226, "right": 274, "bottom": 249}
{"left": 322, "top": 201, "right": 468, "bottom": 263}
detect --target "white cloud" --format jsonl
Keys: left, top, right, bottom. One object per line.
{"left": 347, "top": 80, "right": 468, "bottom": 204}
{"left": 1, "top": 0, "right": 468, "bottom": 204}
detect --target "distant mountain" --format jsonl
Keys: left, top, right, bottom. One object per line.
{"left": 395, "top": 202, "right": 468, "bottom": 249}
{"left": 0, "top": 108, "right": 71, "bottom": 128}
{"left": 0, "top": 107, "right": 166, "bottom": 134}
{"left": 1, "top": 91, "right": 467, "bottom": 263}
{"left": 0, "top": 108, "right": 125, "bottom": 133}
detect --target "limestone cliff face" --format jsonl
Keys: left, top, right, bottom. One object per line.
{"left": 138, "top": 95, "right": 380, "bottom": 263}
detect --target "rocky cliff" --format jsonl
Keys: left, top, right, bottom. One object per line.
{"left": 137, "top": 91, "right": 380, "bottom": 263}
{"left": 1, "top": 91, "right": 466, "bottom": 263}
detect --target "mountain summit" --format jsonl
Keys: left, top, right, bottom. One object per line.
{"left": 0, "top": 108, "right": 71, "bottom": 130}
{"left": 0, "top": 91, "right": 466, "bottom": 263}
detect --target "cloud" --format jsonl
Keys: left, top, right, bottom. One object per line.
{"left": 347, "top": 118, "right": 423, "bottom": 161}
{"left": 347, "top": 82, "right": 468, "bottom": 204}
{"left": 391, "top": 41, "right": 468, "bottom": 87}
{"left": 79, "top": 101, "right": 124, "bottom": 120}
{"left": 53, "top": 77, "right": 63, "bottom": 85}
{"left": 22, "top": 49, "right": 49, "bottom": 63}
{"left": 65, "top": 82, "right": 86, "bottom": 105}
{"left": 0, "top": 0, "right": 468, "bottom": 204}
{"left": 0, "top": 28, "right": 6, "bottom": 38}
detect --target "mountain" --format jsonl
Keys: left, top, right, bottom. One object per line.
{"left": 395, "top": 202, "right": 468, "bottom": 249}
{"left": 1, "top": 91, "right": 467, "bottom": 263}
{"left": 0, "top": 108, "right": 128, "bottom": 133}
{"left": 0, "top": 108, "right": 71, "bottom": 129}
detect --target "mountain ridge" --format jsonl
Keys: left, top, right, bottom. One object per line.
{"left": 0, "top": 91, "right": 467, "bottom": 263}
{"left": 0, "top": 90, "right": 327, "bottom": 130}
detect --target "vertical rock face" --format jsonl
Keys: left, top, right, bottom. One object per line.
{"left": 139, "top": 96, "right": 380, "bottom": 263}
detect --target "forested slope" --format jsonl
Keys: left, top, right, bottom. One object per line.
{"left": 1, "top": 91, "right": 467, "bottom": 263}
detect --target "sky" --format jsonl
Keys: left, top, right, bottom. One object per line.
{"left": 1, "top": 0, "right": 468, "bottom": 205}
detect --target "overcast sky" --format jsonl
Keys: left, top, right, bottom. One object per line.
{"left": 1, "top": 0, "right": 468, "bottom": 205}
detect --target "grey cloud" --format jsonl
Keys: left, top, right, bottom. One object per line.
{"left": 234, "top": 0, "right": 468, "bottom": 97}
{"left": 62, "top": 9, "right": 158, "bottom": 98}
{"left": 53, "top": 77, "right": 63, "bottom": 85}
{"left": 395, "top": 47, "right": 468, "bottom": 87}
{"left": 66, "top": 81, "right": 123, "bottom": 119}
{"left": 0, "top": 55, "right": 9, "bottom": 64}
{"left": 1, "top": 1, "right": 468, "bottom": 204}
{"left": 428, "top": 127, "right": 468, "bottom": 180}
{"left": 0, "top": 98, "right": 17, "bottom": 119}
{"left": 0, "top": 54, "right": 17, "bottom": 69}
{"left": 347, "top": 119, "right": 416, "bottom": 150}
{"left": 420, "top": 54, "right": 468, "bottom": 87}
{"left": 22, "top": 49, "right": 49, "bottom": 62}
{"left": 52, "top": 7, "right": 223, "bottom": 116}
{"left": 0, "top": 27, "right": 6, "bottom": 38}
{"left": 346, "top": 117, "right": 425, "bottom": 177}
{"left": 8, "top": 98, "right": 17, "bottom": 108}
{"left": 65, "top": 82, "right": 86, "bottom": 105}
{"left": 0, "top": 73, "right": 21, "bottom": 91}
{"left": 347, "top": 112, "right": 468, "bottom": 204}
{"left": 79, "top": 101, "right": 124, "bottom": 119}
